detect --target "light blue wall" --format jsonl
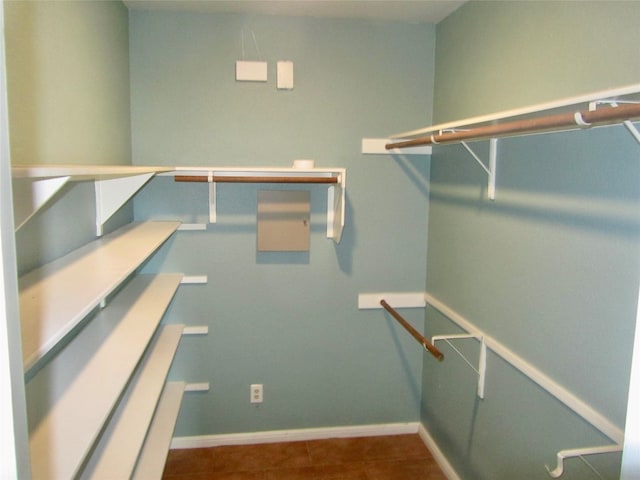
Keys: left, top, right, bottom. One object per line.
{"left": 425, "top": 2, "right": 640, "bottom": 479}
{"left": 5, "top": 0, "right": 133, "bottom": 274}
{"left": 3, "top": 0, "right": 131, "bottom": 165}
{"left": 130, "top": 11, "right": 435, "bottom": 435}
{"left": 433, "top": 1, "right": 640, "bottom": 123}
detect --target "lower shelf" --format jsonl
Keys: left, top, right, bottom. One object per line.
{"left": 133, "top": 381, "right": 186, "bottom": 479}
{"left": 79, "top": 325, "right": 185, "bottom": 479}
{"left": 27, "top": 274, "right": 183, "bottom": 480}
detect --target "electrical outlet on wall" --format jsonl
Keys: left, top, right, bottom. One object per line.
{"left": 250, "top": 384, "right": 263, "bottom": 404}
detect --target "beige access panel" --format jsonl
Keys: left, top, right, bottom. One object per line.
{"left": 257, "top": 190, "right": 310, "bottom": 252}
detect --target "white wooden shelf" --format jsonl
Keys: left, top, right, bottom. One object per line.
{"left": 11, "top": 164, "right": 173, "bottom": 232}
{"left": 168, "top": 166, "right": 346, "bottom": 243}
{"left": 19, "top": 220, "right": 181, "bottom": 373}
{"left": 391, "top": 82, "right": 640, "bottom": 139}
{"left": 383, "top": 83, "right": 640, "bottom": 201}
{"left": 79, "top": 324, "right": 185, "bottom": 479}
{"left": 11, "top": 164, "right": 173, "bottom": 180}
{"left": 28, "top": 273, "right": 183, "bottom": 480}
{"left": 133, "top": 381, "right": 186, "bottom": 479}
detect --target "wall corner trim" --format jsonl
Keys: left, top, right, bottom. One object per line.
{"left": 418, "top": 424, "right": 461, "bottom": 480}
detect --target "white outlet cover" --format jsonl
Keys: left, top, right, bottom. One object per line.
{"left": 250, "top": 384, "right": 263, "bottom": 403}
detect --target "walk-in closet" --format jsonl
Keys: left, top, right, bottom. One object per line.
{"left": 1, "top": 1, "right": 639, "bottom": 479}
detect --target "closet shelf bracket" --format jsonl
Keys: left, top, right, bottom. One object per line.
{"left": 458, "top": 136, "right": 498, "bottom": 200}
{"left": 545, "top": 444, "right": 622, "bottom": 478}
{"left": 95, "top": 173, "right": 155, "bottom": 236}
{"left": 11, "top": 165, "right": 170, "bottom": 234}
{"left": 432, "top": 333, "right": 487, "bottom": 398}
{"left": 589, "top": 100, "right": 640, "bottom": 145}
{"left": 12, "top": 176, "right": 70, "bottom": 230}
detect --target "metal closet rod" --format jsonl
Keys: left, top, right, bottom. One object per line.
{"left": 379, "top": 299, "right": 444, "bottom": 361}
{"left": 174, "top": 175, "right": 338, "bottom": 184}
{"left": 386, "top": 102, "right": 640, "bottom": 149}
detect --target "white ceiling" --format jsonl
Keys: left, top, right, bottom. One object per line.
{"left": 123, "top": 0, "right": 466, "bottom": 24}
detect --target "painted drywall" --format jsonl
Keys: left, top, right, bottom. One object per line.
{"left": 433, "top": 1, "right": 640, "bottom": 123}
{"left": 130, "top": 11, "right": 434, "bottom": 436}
{"left": 3, "top": 0, "right": 134, "bottom": 271}
{"left": 3, "top": 0, "right": 131, "bottom": 165}
{"left": 0, "top": 4, "right": 30, "bottom": 477}
{"left": 424, "top": 2, "right": 640, "bottom": 479}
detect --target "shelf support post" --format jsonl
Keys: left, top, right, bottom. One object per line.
{"left": 208, "top": 172, "right": 217, "bottom": 223}
{"left": 488, "top": 138, "right": 497, "bottom": 200}
{"left": 478, "top": 336, "right": 487, "bottom": 399}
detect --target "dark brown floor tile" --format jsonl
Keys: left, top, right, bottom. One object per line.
{"left": 264, "top": 462, "right": 368, "bottom": 480}
{"left": 164, "top": 474, "right": 265, "bottom": 480}
{"left": 162, "top": 475, "right": 211, "bottom": 480}
{"left": 364, "top": 458, "right": 448, "bottom": 480}
{"left": 210, "top": 441, "right": 312, "bottom": 473}
{"left": 164, "top": 447, "right": 215, "bottom": 476}
{"left": 306, "top": 435, "right": 429, "bottom": 466}
{"left": 357, "top": 435, "right": 431, "bottom": 461}
{"left": 264, "top": 465, "right": 318, "bottom": 480}
{"left": 311, "top": 463, "right": 369, "bottom": 480}
{"left": 204, "top": 472, "right": 267, "bottom": 480}
{"left": 306, "top": 437, "right": 371, "bottom": 466}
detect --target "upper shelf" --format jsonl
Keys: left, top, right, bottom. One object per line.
{"left": 167, "top": 166, "right": 347, "bottom": 243}
{"left": 390, "top": 82, "right": 640, "bottom": 140}
{"left": 171, "top": 166, "right": 345, "bottom": 182}
{"left": 381, "top": 83, "right": 640, "bottom": 201}
{"left": 11, "top": 164, "right": 348, "bottom": 243}
{"left": 11, "top": 164, "right": 173, "bottom": 180}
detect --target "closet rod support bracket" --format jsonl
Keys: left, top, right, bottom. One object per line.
{"left": 432, "top": 333, "right": 486, "bottom": 398}
{"left": 459, "top": 138, "right": 498, "bottom": 200}
{"left": 590, "top": 100, "right": 640, "bottom": 146}
{"left": 545, "top": 444, "right": 622, "bottom": 478}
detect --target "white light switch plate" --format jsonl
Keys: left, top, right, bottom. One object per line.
{"left": 277, "top": 61, "right": 294, "bottom": 90}
{"left": 236, "top": 61, "right": 268, "bottom": 82}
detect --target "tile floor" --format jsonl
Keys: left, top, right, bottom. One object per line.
{"left": 162, "top": 434, "right": 448, "bottom": 479}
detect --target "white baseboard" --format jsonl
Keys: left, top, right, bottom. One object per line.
{"left": 170, "top": 422, "right": 419, "bottom": 449}
{"left": 418, "top": 423, "right": 461, "bottom": 480}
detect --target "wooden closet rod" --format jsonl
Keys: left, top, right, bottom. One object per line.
{"left": 386, "top": 102, "right": 640, "bottom": 149}
{"left": 174, "top": 175, "right": 338, "bottom": 184}
{"left": 380, "top": 299, "right": 444, "bottom": 361}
